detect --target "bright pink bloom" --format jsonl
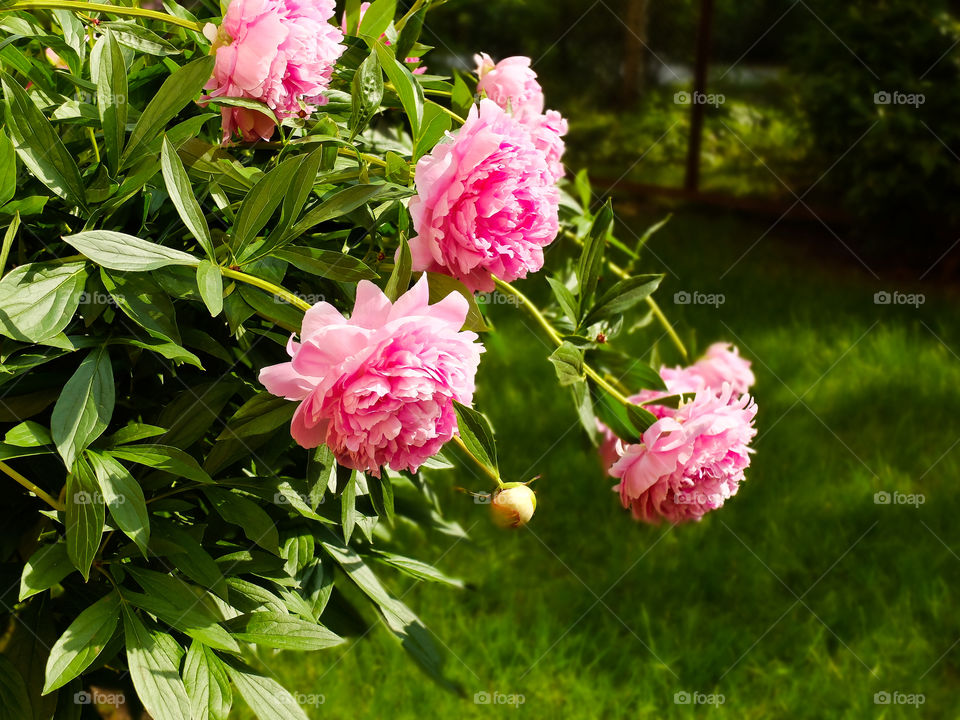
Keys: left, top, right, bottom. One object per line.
{"left": 259, "top": 275, "right": 483, "bottom": 476}
{"left": 203, "top": 0, "right": 345, "bottom": 142}
{"left": 609, "top": 385, "right": 757, "bottom": 524}
{"left": 475, "top": 53, "right": 544, "bottom": 122}
{"left": 409, "top": 99, "right": 560, "bottom": 293}
{"left": 527, "top": 109, "right": 568, "bottom": 182}
{"left": 343, "top": 2, "right": 426, "bottom": 73}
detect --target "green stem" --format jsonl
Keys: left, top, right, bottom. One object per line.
{"left": 492, "top": 277, "right": 632, "bottom": 406}
{"left": 4, "top": 1, "right": 207, "bottom": 31}
{"left": 452, "top": 435, "right": 503, "bottom": 488}
{"left": 220, "top": 267, "right": 311, "bottom": 312}
{"left": 338, "top": 146, "right": 388, "bottom": 168}
{"left": 562, "top": 229, "right": 688, "bottom": 359}
{"left": 0, "top": 461, "right": 64, "bottom": 511}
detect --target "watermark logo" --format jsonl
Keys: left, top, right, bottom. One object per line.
{"left": 474, "top": 492, "right": 492, "bottom": 505}
{"left": 674, "top": 491, "right": 722, "bottom": 506}
{"left": 873, "top": 490, "right": 924, "bottom": 508}
{"left": 274, "top": 292, "right": 326, "bottom": 305}
{"left": 474, "top": 292, "right": 520, "bottom": 307}
{"left": 78, "top": 291, "right": 120, "bottom": 306}
{"left": 74, "top": 490, "right": 120, "bottom": 505}
{"left": 674, "top": 91, "right": 725, "bottom": 107}
{"left": 674, "top": 290, "right": 725, "bottom": 308}
{"left": 873, "top": 290, "right": 924, "bottom": 308}
{"left": 274, "top": 490, "right": 325, "bottom": 506}
{"left": 74, "top": 690, "right": 126, "bottom": 706}
{"left": 874, "top": 691, "right": 925, "bottom": 707}
{"left": 474, "top": 691, "right": 525, "bottom": 707}
{"left": 674, "top": 690, "right": 725, "bottom": 706}
{"left": 874, "top": 91, "right": 924, "bottom": 108}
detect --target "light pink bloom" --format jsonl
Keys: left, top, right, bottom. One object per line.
{"left": 527, "top": 109, "right": 568, "bottom": 182}
{"left": 343, "top": 2, "right": 426, "bottom": 73}
{"left": 409, "top": 99, "right": 560, "bottom": 293}
{"left": 609, "top": 385, "right": 757, "bottom": 524}
{"left": 203, "top": 0, "right": 345, "bottom": 142}
{"left": 474, "top": 53, "right": 544, "bottom": 122}
{"left": 259, "top": 275, "right": 483, "bottom": 476}
{"left": 598, "top": 343, "right": 755, "bottom": 471}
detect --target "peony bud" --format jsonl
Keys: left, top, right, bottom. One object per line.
{"left": 491, "top": 484, "right": 537, "bottom": 528}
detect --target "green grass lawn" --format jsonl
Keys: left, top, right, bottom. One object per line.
{"left": 237, "top": 209, "right": 960, "bottom": 719}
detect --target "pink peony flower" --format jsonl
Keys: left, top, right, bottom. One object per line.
{"left": 408, "top": 99, "right": 560, "bottom": 293}
{"left": 474, "top": 53, "right": 544, "bottom": 122}
{"left": 259, "top": 275, "right": 483, "bottom": 476}
{"left": 203, "top": 0, "right": 345, "bottom": 142}
{"left": 527, "top": 109, "right": 568, "bottom": 182}
{"left": 598, "top": 343, "right": 755, "bottom": 472}
{"left": 609, "top": 385, "right": 757, "bottom": 524}
{"left": 343, "top": 2, "right": 426, "bottom": 73}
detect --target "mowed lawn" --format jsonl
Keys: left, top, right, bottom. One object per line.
{"left": 236, "top": 208, "right": 960, "bottom": 719}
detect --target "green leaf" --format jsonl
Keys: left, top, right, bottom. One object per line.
{"left": 367, "top": 472, "right": 394, "bottom": 522}
{"left": 341, "top": 470, "right": 357, "bottom": 544}
{"left": 426, "top": 272, "right": 488, "bottom": 331}
{"left": 374, "top": 40, "right": 423, "bottom": 136}
{"left": 581, "top": 274, "right": 663, "bottom": 328}
{"left": 93, "top": 29, "right": 127, "bottom": 174}
{"left": 414, "top": 102, "right": 451, "bottom": 160}
{"left": 592, "top": 385, "right": 641, "bottom": 445}
{"left": 546, "top": 277, "right": 579, "bottom": 323}
{"left": 224, "top": 662, "right": 308, "bottom": 720}
{"left": 577, "top": 199, "right": 614, "bottom": 317}
{"left": 87, "top": 450, "right": 150, "bottom": 556}
{"left": 236, "top": 285, "right": 303, "bottom": 330}
{"left": 122, "top": 589, "right": 239, "bottom": 654}
{"left": 1, "top": 72, "right": 86, "bottom": 210}
{"left": 183, "top": 641, "right": 232, "bottom": 720}
{"left": 358, "top": 0, "right": 396, "bottom": 38}
{"left": 0, "top": 262, "right": 86, "bottom": 342}
{"left": 384, "top": 150, "right": 409, "bottom": 184}
{"left": 64, "top": 461, "right": 105, "bottom": 580}
{"left": 350, "top": 47, "right": 383, "bottom": 138}
{"left": 227, "top": 612, "right": 344, "bottom": 650}
{"left": 286, "top": 183, "right": 400, "bottom": 241}
{"left": 0, "top": 128, "right": 15, "bottom": 207}
{"left": 2, "top": 421, "right": 50, "bottom": 447}
{"left": 548, "top": 342, "right": 586, "bottom": 386}
{"left": 205, "top": 488, "right": 280, "bottom": 555}
{"left": 384, "top": 235, "right": 411, "bottom": 301}
{"left": 123, "top": 607, "right": 191, "bottom": 720}
{"left": 203, "top": 96, "right": 277, "bottom": 127}
{"left": 43, "top": 592, "right": 120, "bottom": 693}
{"left": 101, "top": 270, "right": 180, "bottom": 343}
{"left": 394, "top": 4, "right": 426, "bottom": 61}
{"left": 51, "top": 346, "right": 114, "bottom": 469}
{"left": 161, "top": 136, "right": 214, "bottom": 260}
{"left": 108, "top": 444, "right": 212, "bottom": 483}
{"left": 232, "top": 157, "right": 300, "bottom": 256}
{"left": 0, "top": 655, "right": 31, "bottom": 720}
{"left": 452, "top": 401, "right": 498, "bottom": 474}
{"left": 64, "top": 230, "right": 199, "bottom": 271}
{"left": 276, "top": 246, "right": 378, "bottom": 281}
{"left": 122, "top": 54, "right": 216, "bottom": 167}
{"left": 320, "top": 530, "right": 451, "bottom": 688}
{"left": 0, "top": 210, "right": 16, "bottom": 277}
{"left": 102, "top": 21, "right": 179, "bottom": 56}
{"left": 196, "top": 260, "right": 223, "bottom": 317}
{"left": 263, "top": 149, "right": 324, "bottom": 250}
{"left": 19, "top": 542, "right": 72, "bottom": 601}
{"left": 373, "top": 551, "right": 464, "bottom": 588}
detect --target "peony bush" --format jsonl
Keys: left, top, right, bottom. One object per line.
{"left": 0, "top": 0, "right": 756, "bottom": 716}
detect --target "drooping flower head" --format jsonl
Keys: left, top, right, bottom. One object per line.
{"left": 409, "top": 99, "right": 560, "bottom": 293}
{"left": 203, "top": 0, "right": 345, "bottom": 142}
{"left": 609, "top": 385, "right": 757, "bottom": 524}
{"left": 259, "top": 275, "right": 483, "bottom": 476}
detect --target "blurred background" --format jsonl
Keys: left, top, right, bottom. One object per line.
{"left": 242, "top": 1, "right": 960, "bottom": 717}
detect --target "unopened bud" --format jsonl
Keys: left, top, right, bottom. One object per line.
{"left": 491, "top": 483, "right": 536, "bottom": 527}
